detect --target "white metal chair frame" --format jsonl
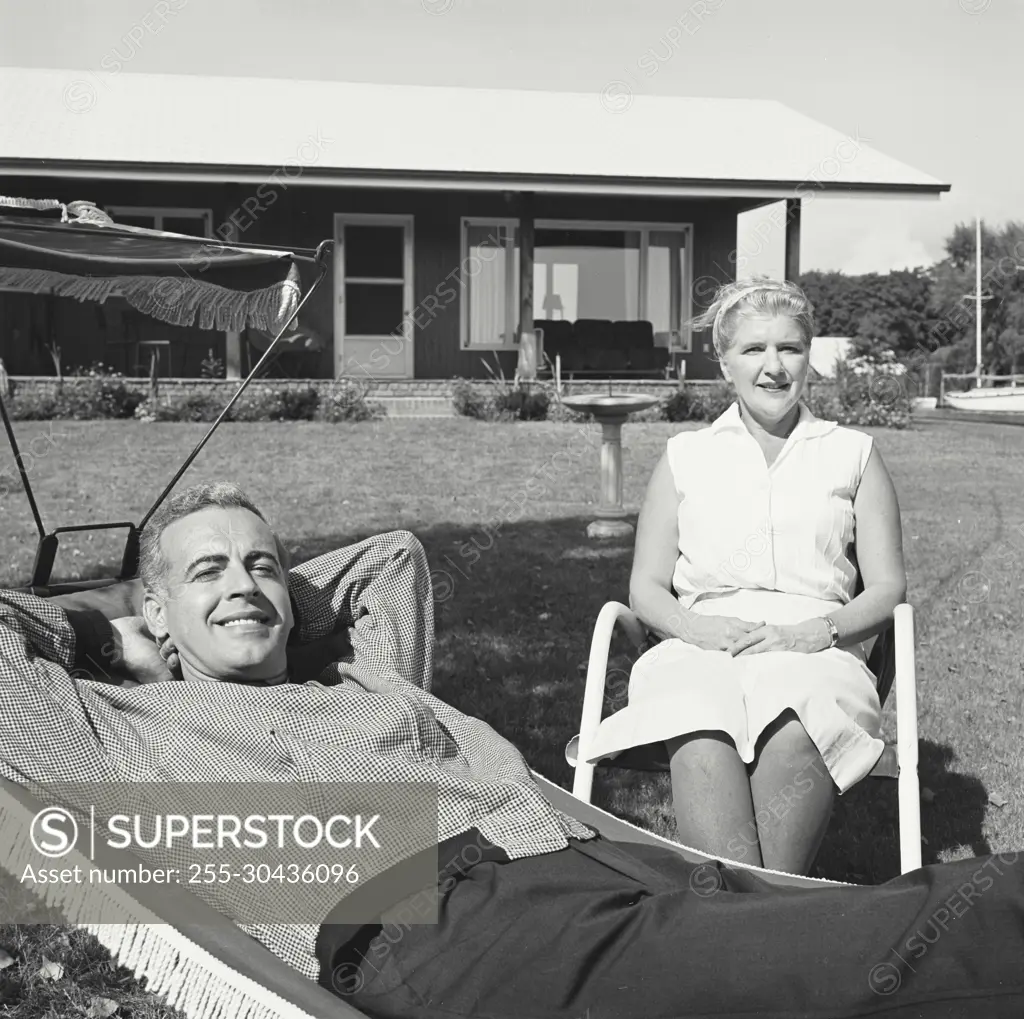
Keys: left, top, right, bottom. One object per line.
{"left": 569, "top": 601, "right": 922, "bottom": 874}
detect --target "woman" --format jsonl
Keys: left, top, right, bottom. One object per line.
{"left": 586, "top": 277, "right": 907, "bottom": 876}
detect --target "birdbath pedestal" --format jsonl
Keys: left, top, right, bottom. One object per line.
{"left": 561, "top": 394, "right": 660, "bottom": 540}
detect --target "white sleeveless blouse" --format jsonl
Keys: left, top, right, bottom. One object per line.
{"left": 667, "top": 402, "right": 874, "bottom": 611}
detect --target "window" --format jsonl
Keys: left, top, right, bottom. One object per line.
{"left": 534, "top": 227, "right": 641, "bottom": 323}
{"left": 460, "top": 218, "right": 692, "bottom": 353}
{"left": 105, "top": 206, "right": 213, "bottom": 237}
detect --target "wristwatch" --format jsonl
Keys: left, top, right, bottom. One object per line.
{"left": 822, "top": 616, "right": 840, "bottom": 649}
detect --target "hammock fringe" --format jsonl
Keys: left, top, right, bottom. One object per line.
{"left": 84, "top": 924, "right": 320, "bottom": 1019}
{"left": 0, "top": 266, "right": 301, "bottom": 334}
{"left": 0, "top": 788, "right": 318, "bottom": 1019}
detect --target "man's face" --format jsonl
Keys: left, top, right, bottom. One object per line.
{"left": 143, "top": 506, "right": 293, "bottom": 683}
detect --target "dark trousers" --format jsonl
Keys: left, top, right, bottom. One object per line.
{"left": 319, "top": 835, "right": 1024, "bottom": 1019}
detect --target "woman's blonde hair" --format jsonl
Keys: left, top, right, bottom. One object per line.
{"left": 691, "top": 276, "right": 815, "bottom": 358}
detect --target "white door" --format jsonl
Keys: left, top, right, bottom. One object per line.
{"left": 334, "top": 214, "right": 414, "bottom": 378}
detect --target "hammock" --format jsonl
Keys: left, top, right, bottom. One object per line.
{"left": 0, "top": 772, "right": 841, "bottom": 1019}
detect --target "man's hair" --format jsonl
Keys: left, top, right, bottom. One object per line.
{"left": 138, "top": 482, "right": 290, "bottom": 593}
{"left": 691, "top": 276, "right": 816, "bottom": 359}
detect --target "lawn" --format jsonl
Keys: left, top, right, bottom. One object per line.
{"left": 1, "top": 414, "right": 1023, "bottom": 1016}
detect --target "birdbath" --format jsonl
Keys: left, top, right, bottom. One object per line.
{"left": 561, "top": 392, "right": 660, "bottom": 539}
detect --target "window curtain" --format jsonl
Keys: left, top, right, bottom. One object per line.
{"left": 466, "top": 224, "right": 510, "bottom": 347}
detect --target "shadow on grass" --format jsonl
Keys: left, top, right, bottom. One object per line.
{"left": 293, "top": 516, "right": 638, "bottom": 782}
{"left": 815, "top": 740, "right": 991, "bottom": 884}
{"left": 294, "top": 517, "right": 1000, "bottom": 885}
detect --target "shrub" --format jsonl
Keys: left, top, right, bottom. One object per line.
{"left": 226, "top": 389, "right": 283, "bottom": 423}
{"left": 135, "top": 383, "right": 380, "bottom": 424}
{"left": 7, "top": 370, "right": 143, "bottom": 421}
{"left": 544, "top": 398, "right": 591, "bottom": 424}
{"left": 663, "top": 381, "right": 735, "bottom": 422}
{"left": 452, "top": 357, "right": 556, "bottom": 422}
{"left": 451, "top": 379, "right": 492, "bottom": 420}
{"left": 808, "top": 360, "right": 912, "bottom": 429}
{"left": 314, "top": 381, "right": 384, "bottom": 422}
{"left": 25, "top": 364, "right": 143, "bottom": 420}
{"left": 7, "top": 391, "right": 62, "bottom": 421}
{"left": 494, "top": 388, "right": 550, "bottom": 421}
{"left": 135, "top": 391, "right": 226, "bottom": 422}
{"left": 662, "top": 386, "right": 696, "bottom": 422}
{"left": 229, "top": 387, "right": 320, "bottom": 422}
{"left": 626, "top": 401, "right": 667, "bottom": 423}
{"left": 58, "top": 364, "right": 143, "bottom": 419}
{"left": 692, "top": 381, "right": 738, "bottom": 421}
{"left": 452, "top": 350, "right": 563, "bottom": 422}
{"left": 59, "top": 378, "right": 143, "bottom": 419}
{"left": 278, "top": 387, "right": 321, "bottom": 420}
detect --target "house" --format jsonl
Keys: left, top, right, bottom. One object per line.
{"left": 0, "top": 67, "right": 949, "bottom": 386}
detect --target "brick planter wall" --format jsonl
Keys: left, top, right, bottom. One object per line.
{"left": 6, "top": 376, "right": 708, "bottom": 400}
{"left": 6, "top": 376, "right": 348, "bottom": 398}
{"left": 6, "top": 376, "right": 837, "bottom": 401}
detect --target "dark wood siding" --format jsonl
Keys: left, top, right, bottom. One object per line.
{"left": 0, "top": 176, "right": 761, "bottom": 380}
{"left": 0, "top": 291, "right": 225, "bottom": 376}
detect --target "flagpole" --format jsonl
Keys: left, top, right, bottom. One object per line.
{"left": 976, "top": 216, "right": 983, "bottom": 388}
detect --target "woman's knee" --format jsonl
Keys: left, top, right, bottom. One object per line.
{"left": 755, "top": 710, "right": 828, "bottom": 778}
{"left": 759, "top": 709, "right": 810, "bottom": 752}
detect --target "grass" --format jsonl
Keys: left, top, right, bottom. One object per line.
{"left": 2, "top": 414, "right": 1024, "bottom": 1015}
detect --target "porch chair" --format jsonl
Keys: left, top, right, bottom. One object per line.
{"left": 567, "top": 597, "right": 922, "bottom": 874}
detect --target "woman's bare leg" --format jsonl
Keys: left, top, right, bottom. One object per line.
{"left": 666, "top": 731, "right": 762, "bottom": 867}
{"left": 748, "top": 710, "right": 834, "bottom": 874}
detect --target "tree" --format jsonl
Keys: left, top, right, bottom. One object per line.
{"left": 799, "top": 271, "right": 867, "bottom": 337}
{"left": 799, "top": 268, "right": 943, "bottom": 362}
{"left": 929, "top": 220, "right": 1024, "bottom": 376}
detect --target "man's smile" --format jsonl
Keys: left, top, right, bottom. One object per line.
{"left": 215, "top": 610, "right": 271, "bottom": 628}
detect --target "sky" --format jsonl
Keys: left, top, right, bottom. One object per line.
{"left": 1, "top": 0, "right": 1020, "bottom": 277}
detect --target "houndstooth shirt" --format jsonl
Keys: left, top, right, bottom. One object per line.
{"left": 0, "top": 530, "right": 594, "bottom": 981}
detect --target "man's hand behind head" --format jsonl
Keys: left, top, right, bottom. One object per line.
{"left": 109, "top": 616, "right": 180, "bottom": 685}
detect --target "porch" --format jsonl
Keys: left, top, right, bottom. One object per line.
{"left": 0, "top": 186, "right": 793, "bottom": 385}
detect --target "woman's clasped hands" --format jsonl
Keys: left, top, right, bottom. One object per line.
{"left": 682, "top": 615, "right": 832, "bottom": 656}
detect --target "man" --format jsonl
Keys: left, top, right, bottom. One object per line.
{"left": 2, "top": 481, "right": 1024, "bottom": 1019}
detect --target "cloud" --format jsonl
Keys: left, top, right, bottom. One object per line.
{"left": 831, "top": 229, "right": 937, "bottom": 275}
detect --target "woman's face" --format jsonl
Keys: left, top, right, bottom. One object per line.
{"left": 719, "top": 312, "right": 810, "bottom": 424}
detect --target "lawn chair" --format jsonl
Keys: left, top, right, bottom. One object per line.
{"left": 567, "top": 596, "right": 922, "bottom": 874}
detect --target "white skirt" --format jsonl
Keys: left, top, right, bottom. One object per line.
{"left": 583, "top": 589, "right": 885, "bottom": 794}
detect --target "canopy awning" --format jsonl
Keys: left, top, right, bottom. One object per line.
{"left": 0, "top": 199, "right": 313, "bottom": 332}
